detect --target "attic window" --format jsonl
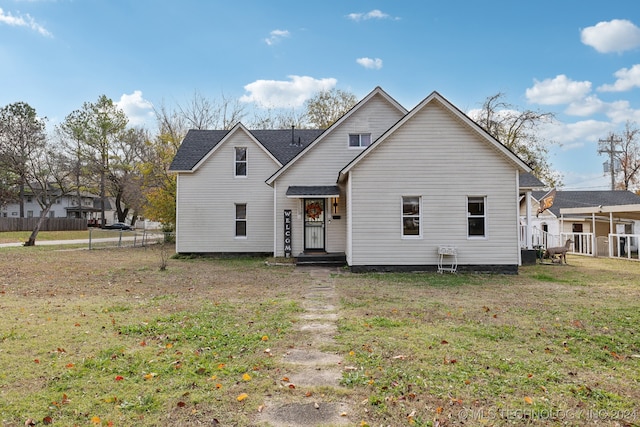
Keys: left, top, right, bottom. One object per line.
{"left": 235, "top": 147, "right": 247, "bottom": 177}
{"left": 349, "top": 134, "right": 371, "bottom": 148}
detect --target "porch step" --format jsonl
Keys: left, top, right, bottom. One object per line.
{"left": 295, "top": 252, "right": 347, "bottom": 267}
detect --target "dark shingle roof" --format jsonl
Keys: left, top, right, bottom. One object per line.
{"left": 169, "top": 128, "right": 325, "bottom": 171}
{"left": 286, "top": 186, "right": 341, "bottom": 197}
{"left": 532, "top": 190, "right": 640, "bottom": 216}
{"left": 519, "top": 172, "right": 545, "bottom": 189}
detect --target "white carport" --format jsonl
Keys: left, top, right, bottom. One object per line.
{"left": 560, "top": 204, "right": 640, "bottom": 259}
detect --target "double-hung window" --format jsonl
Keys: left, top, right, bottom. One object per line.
{"left": 235, "top": 147, "right": 247, "bottom": 177}
{"left": 235, "top": 203, "right": 247, "bottom": 238}
{"left": 402, "top": 196, "right": 421, "bottom": 237}
{"left": 348, "top": 134, "right": 371, "bottom": 148}
{"left": 467, "top": 196, "right": 486, "bottom": 238}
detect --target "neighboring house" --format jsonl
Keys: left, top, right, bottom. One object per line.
{"left": 170, "top": 87, "right": 533, "bottom": 273}
{"left": 520, "top": 190, "right": 640, "bottom": 256}
{"left": 0, "top": 190, "right": 118, "bottom": 224}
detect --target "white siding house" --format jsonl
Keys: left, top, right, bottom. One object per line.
{"left": 170, "top": 88, "right": 533, "bottom": 273}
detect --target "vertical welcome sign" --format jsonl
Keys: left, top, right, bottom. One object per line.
{"left": 284, "top": 210, "right": 292, "bottom": 258}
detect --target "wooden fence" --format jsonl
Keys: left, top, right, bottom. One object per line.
{"left": 0, "top": 218, "right": 87, "bottom": 232}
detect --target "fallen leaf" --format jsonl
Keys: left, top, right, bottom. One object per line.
{"left": 115, "top": 375, "right": 124, "bottom": 381}
{"left": 524, "top": 396, "right": 533, "bottom": 405}
{"left": 177, "top": 401, "right": 186, "bottom": 407}
{"left": 91, "top": 416, "right": 101, "bottom": 424}
{"left": 288, "top": 384, "right": 296, "bottom": 389}
{"left": 65, "top": 363, "right": 74, "bottom": 368}
{"left": 261, "top": 335, "right": 269, "bottom": 341}
{"left": 305, "top": 391, "right": 313, "bottom": 397}
{"left": 242, "top": 373, "right": 251, "bottom": 381}
{"left": 42, "top": 416, "right": 53, "bottom": 425}
{"left": 215, "top": 383, "right": 222, "bottom": 389}
{"left": 237, "top": 393, "right": 248, "bottom": 402}
{"left": 441, "top": 340, "right": 448, "bottom": 345}
{"left": 392, "top": 355, "right": 407, "bottom": 360}
{"left": 257, "top": 404, "right": 265, "bottom": 413}
{"left": 281, "top": 376, "right": 289, "bottom": 382}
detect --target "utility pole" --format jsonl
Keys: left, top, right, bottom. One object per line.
{"left": 598, "top": 133, "right": 622, "bottom": 190}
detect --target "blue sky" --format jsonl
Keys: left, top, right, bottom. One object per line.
{"left": 1, "top": 1, "right": 639, "bottom": 190}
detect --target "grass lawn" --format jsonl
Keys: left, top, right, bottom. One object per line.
{"left": 0, "top": 230, "right": 94, "bottom": 244}
{"left": 0, "top": 245, "right": 638, "bottom": 426}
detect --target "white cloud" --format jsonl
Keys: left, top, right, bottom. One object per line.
{"left": 565, "top": 95, "right": 606, "bottom": 116}
{"left": 598, "top": 64, "right": 640, "bottom": 92}
{"left": 0, "top": 7, "right": 51, "bottom": 37}
{"left": 604, "top": 99, "right": 640, "bottom": 124}
{"left": 116, "top": 90, "right": 154, "bottom": 127}
{"left": 240, "top": 75, "right": 337, "bottom": 109}
{"left": 347, "top": 9, "right": 398, "bottom": 22}
{"left": 525, "top": 75, "right": 592, "bottom": 105}
{"left": 356, "top": 57, "right": 383, "bottom": 70}
{"left": 264, "top": 29, "right": 290, "bottom": 46}
{"left": 539, "top": 119, "right": 612, "bottom": 146}
{"left": 580, "top": 19, "right": 640, "bottom": 53}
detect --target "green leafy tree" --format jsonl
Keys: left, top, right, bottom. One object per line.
{"left": 68, "top": 95, "right": 128, "bottom": 225}
{"left": 0, "top": 102, "right": 47, "bottom": 217}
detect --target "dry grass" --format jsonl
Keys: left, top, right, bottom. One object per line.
{"left": 0, "top": 245, "right": 639, "bottom": 426}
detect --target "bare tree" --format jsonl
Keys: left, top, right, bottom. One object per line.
{"left": 23, "top": 146, "right": 74, "bottom": 246}
{"left": 603, "top": 121, "right": 640, "bottom": 191}
{"left": 472, "top": 93, "right": 561, "bottom": 187}
{"left": 178, "top": 91, "right": 246, "bottom": 130}
{"left": 248, "top": 108, "right": 308, "bottom": 129}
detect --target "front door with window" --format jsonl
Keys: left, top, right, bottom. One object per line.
{"left": 304, "top": 199, "right": 325, "bottom": 251}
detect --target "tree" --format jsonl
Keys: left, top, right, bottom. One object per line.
{"left": 0, "top": 102, "right": 47, "bottom": 217}
{"left": 139, "top": 103, "right": 186, "bottom": 229}
{"left": 22, "top": 146, "right": 74, "bottom": 246}
{"left": 471, "top": 93, "right": 561, "bottom": 187}
{"left": 179, "top": 91, "right": 246, "bottom": 130}
{"left": 109, "top": 127, "right": 148, "bottom": 224}
{"left": 70, "top": 95, "right": 128, "bottom": 225}
{"left": 56, "top": 110, "right": 93, "bottom": 221}
{"left": 304, "top": 89, "right": 358, "bottom": 129}
{"left": 598, "top": 121, "right": 640, "bottom": 191}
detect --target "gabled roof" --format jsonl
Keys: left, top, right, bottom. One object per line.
{"left": 169, "top": 126, "right": 324, "bottom": 172}
{"left": 265, "top": 86, "right": 408, "bottom": 185}
{"left": 532, "top": 190, "right": 640, "bottom": 217}
{"left": 339, "top": 91, "right": 532, "bottom": 180}
{"left": 519, "top": 172, "right": 546, "bottom": 190}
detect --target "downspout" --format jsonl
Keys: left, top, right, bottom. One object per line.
{"left": 525, "top": 190, "right": 532, "bottom": 249}
{"left": 592, "top": 213, "right": 596, "bottom": 256}
{"left": 273, "top": 182, "right": 277, "bottom": 257}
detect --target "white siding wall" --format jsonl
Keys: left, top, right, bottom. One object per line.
{"left": 348, "top": 102, "right": 520, "bottom": 266}
{"left": 273, "top": 93, "right": 405, "bottom": 256}
{"left": 176, "top": 131, "right": 279, "bottom": 253}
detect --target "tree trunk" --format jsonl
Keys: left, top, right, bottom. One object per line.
{"left": 24, "top": 205, "right": 52, "bottom": 246}
{"left": 115, "top": 191, "right": 129, "bottom": 222}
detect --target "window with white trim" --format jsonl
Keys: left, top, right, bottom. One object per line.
{"left": 402, "top": 196, "right": 421, "bottom": 237}
{"left": 234, "top": 147, "right": 247, "bottom": 177}
{"left": 348, "top": 133, "right": 371, "bottom": 148}
{"left": 467, "top": 196, "right": 486, "bottom": 237}
{"left": 235, "top": 203, "right": 247, "bottom": 237}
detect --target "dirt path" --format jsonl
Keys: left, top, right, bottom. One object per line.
{"left": 256, "top": 266, "right": 352, "bottom": 426}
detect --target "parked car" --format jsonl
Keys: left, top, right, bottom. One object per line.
{"left": 102, "top": 222, "right": 133, "bottom": 230}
